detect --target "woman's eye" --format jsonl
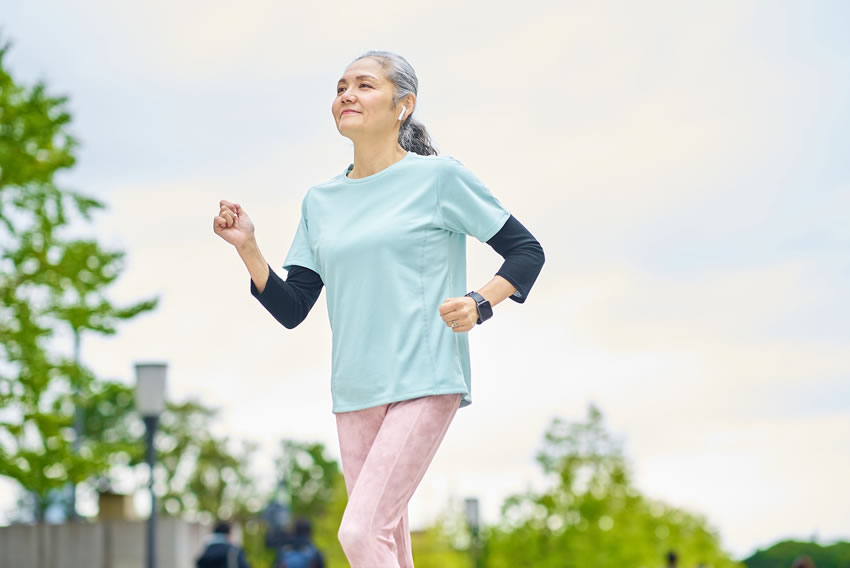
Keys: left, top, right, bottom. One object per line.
{"left": 336, "top": 83, "right": 372, "bottom": 94}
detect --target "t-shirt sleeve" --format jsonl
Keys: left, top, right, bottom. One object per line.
{"left": 436, "top": 157, "right": 511, "bottom": 243}
{"left": 282, "top": 195, "right": 322, "bottom": 277}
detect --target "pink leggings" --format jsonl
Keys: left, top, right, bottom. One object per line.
{"left": 335, "top": 393, "right": 462, "bottom": 568}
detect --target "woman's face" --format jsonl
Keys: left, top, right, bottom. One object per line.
{"left": 332, "top": 58, "right": 405, "bottom": 140}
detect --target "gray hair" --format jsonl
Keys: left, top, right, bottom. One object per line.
{"left": 352, "top": 50, "right": 438, "bottom": 156}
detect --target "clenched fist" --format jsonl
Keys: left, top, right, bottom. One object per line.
{"left": 213, "top": 200, "right": 255, "bottom": 249}
{"left": 439, "top": 296, "right": 479, "bottom": 333}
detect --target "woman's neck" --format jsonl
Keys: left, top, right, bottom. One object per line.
{"left": 348, "top": 139, "right": 408, "bottom": 179}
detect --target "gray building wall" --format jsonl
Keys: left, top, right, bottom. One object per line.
{"left": 0, "top": 518, "right": 209, "bottom": 568}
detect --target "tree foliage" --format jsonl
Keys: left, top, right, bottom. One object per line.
{"left": 483, "top": 405, "right": 744, "bottom": 568}
{"left": 77, "top": 381, "right": 263, "bottom": 522}
{"left": 743, "top": 540, "right": 850, "bottom": 568}
{"left": 273, "top": 439, "right": 341, "bottom": 519}
{"left": 307, "top": 468, "right": 349, "bottom": 568}
{"left": 239, "top": 439, "right": 347, "bottom": 567}
{"left": 0, "top": 38, "right": 156, "bottom": 520}
{"left": 156, "top": 400, "right": 261, "bottom": 522}
{"left": 410, "top": 509, "right": 475, "bottom": 568}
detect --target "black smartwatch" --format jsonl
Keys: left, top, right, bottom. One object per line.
{"left": 465, "top": 291, "right": 493, "bottom": 324}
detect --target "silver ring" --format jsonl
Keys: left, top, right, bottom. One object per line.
{"left": 450, "top": 320, "right": 458, "bottom": 328}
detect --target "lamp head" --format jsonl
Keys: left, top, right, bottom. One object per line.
{"left": 135, "top": 362, "right": 167, "bottom": 416}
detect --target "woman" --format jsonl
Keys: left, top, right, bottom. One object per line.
{"left": 213, "top": 50, "right": 544, "bottom": 567}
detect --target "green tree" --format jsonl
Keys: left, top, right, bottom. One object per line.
{"left": 411, "top": 505, "right": 475, "bottom": 568}
{"left": 78, "top": 383, "right": 263, "bottom": 523}
{"left": 156, "top": 400, "right": 262, "bottom": 522}
{"left": 483, "top": 405, "right": 743, "bottom": 568}
{"left": 273, "top": 439, "right": 341, "bottom": 519}
{"left": 308, "top": 469, "right": 348, "bottom": 568}
{"left": 743, "top": 539, "right": 850, "bottom": 568}
{"left": 237, "top": 440, "right": 347, "bottom": 567}
{"left": 0, "top": 38, "right": 156, "bottom": 521}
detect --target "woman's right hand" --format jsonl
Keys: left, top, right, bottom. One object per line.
{"left": 213, "top": 199, "right": 255, "bottom": 249}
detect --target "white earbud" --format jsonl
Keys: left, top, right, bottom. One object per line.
{"left": 398, "top": 106, "right": 406, "bottom": 121}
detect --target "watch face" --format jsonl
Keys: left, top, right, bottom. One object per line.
{"left": 478, "top": 299, "right": 493, "bottom": 321}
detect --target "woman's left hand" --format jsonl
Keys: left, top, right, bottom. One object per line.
{"left": 439, "top": 297, "right": 479, "bottom": 333}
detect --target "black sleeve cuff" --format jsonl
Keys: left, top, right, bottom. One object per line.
{"left": 486, "top": 215, "right": 545, "bottom": 304}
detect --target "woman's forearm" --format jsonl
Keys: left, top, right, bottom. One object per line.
{"left": 236, "top": 238, "right": 270, "bottom": 293}
{"left": 475, "top": 274, "right": 518, "bottom": 307}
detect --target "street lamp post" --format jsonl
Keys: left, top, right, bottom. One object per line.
{"left": 464, "top": 497, "right": 482, "bottom": 568}
{"left": 135, "top": 363, "right": 167, "bottom": 568}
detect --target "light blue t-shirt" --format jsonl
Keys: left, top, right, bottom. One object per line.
{"left": 283, "top": 151, "right": 510, "bottom": 413}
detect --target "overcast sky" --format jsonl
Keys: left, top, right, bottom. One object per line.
{"left": 2, "top": 0, "right": 849, "bottom": 558}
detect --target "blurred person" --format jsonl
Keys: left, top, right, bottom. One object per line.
{"left": 665, "top": 550, "right": 678, "bottom": 567}
{"left": 792, "top": 556, "right": 815, "bottom": 568}
{"left": 196, "top": 521, "right": 250, "bottom": 568}
{"left": 273, "top": 518, "right": 324, "bottom": 568}
{"left": 213, "top": 50, "right": 545, "bottom": 568}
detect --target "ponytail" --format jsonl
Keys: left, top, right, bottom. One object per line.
{"left": 399, "top": 117, "right": 437, "bottom": 156}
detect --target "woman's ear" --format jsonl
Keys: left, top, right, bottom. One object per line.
{"left": 403, "top": 94, "right": 417, "bottom": 116}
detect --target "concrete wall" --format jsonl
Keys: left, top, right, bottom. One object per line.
{"left": 0, "top": 518, "right": 209, "bottom": 568}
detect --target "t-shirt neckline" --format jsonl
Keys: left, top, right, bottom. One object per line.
{"left": 341, "top": 151, "right": 412, "bottom": 184}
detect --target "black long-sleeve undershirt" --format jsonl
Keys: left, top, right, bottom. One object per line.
{"left": 487, "top": 214, "right": 545, "bottom": 303}
{"left": 250, "top": 214, "right": 544, "bottom": 327}
{"left": 250, "top": 264, "right": 323, "bottom": 329}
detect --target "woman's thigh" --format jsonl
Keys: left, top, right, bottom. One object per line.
{"left": 345, "top": 393, "right": 462, "bottom": 529}
{"left": 335, "top": 403, "right": 389, "bottom": 493}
